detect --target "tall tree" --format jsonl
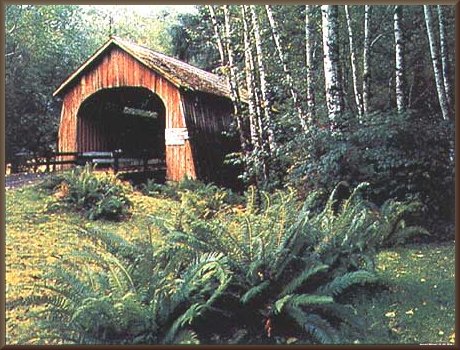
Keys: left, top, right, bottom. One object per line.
{"left": 265, "top": 5, "right": 306, "bottom": 131}
{"left": 345, "top": 5, "right": 363, "bottom": 118}
{"left": 321, "top": 5, "right": 343, "bottom": 126}
{"left": 436, "top": 5, "right": 453, "bottom": 113}
{"left": 305, "top": 5, "right": 316, "bottom": 124}
{"left": 423, "top": 5, "right": 450, "bottom": 121}
{"left": 222, "top": 5, "right": 250, "bottom": 151}
{"left": 206, "top": 5, "right": 226, "bottom": 66}
{"left": 241, "top": 6, "right": 261, "bottom": 150}
{"left": 249, "top": 5, "right": 276, "bottom": 151}
{"left": 242, "top": 5, "right": 268, "bottom": 182}
{"left": 362, "top": 5, "right": 372, "bottom": 116}
{"left": 394, "top": 5, "right": 407, "bottom": 113}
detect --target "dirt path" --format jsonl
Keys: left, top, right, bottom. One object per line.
{"left": 5, "top": 172, "right": 53, "bottom": 190}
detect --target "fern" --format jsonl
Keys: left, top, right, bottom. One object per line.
{"left": 284, "top": 305, "right": 339, "bottom": 344}
{"left": 280, "top": 263, "right": 329, "bottom": 297}
{"left": 317, "top": 270, "right": 377, "bottom": 296}
{"left": 240, "top": 280, "right": 270, "bottom": 304}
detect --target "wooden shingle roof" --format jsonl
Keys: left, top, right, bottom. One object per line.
{"left": 53, "top": 36, "right": 231, "bottom": 98}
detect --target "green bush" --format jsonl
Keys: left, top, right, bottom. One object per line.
{"left": 51, "top": 165, "right": 132, "bottom": 221}
{"left": 155, "top": 183, "right": 427, "bottom": 344}
{"left": 141, "top": 178, "right": 244, "bottom": 217}
{"left": 20, "top": 228, "right": 231, "bottom": 344}
{"left": 287, "top": 111, "right": 454, "bottom": 239}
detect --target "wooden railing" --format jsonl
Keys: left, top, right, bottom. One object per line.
{"left": 12, "top": 150, "right": 165, "bottom": 174}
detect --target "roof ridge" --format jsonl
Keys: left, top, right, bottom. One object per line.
{"left": 54, "top": 35, "right": 232, "bottom": 99}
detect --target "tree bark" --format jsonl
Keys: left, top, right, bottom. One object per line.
{"left": 437, "top": 5, "right": 453, "bottom": 112}
{"left": 394, "top": 5, "right": 407, "bottom": 113}
{"left": 362, "top": 5, "right": 371, "bottom": 116}
{"left": 345, "top": 5, "right": 363, "bottom": 118}
{"left": 207, "top": 5, "right": 226, "bottom": 66}
{"left": 222, "top": 5, "right": 250, "bottom": 151}
{"left": 305, "top": 5, "right": 316, "bottom": 124}
{"left": 424, "top": 5, "right": 450, "bottom": 121}
{"left": 321, "top": 5, "right": 343, "bottom": 126}
{"left": 249, "top": 5, "right": 276, "bottom": 151}
{"left": 242, "top": 6, "right": 261, "bottom": 149}
{"left": 265, "top": 5, "right": 306, "bottom": 131}
{"left": 242, "top": 5, "right": 268, "bottom": 182}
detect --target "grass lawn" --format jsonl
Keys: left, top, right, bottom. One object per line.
{"left": 5, "top": 184, "right": 455, "bottom": 345}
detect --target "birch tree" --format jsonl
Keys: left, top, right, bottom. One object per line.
{"left": 222, "top": 5, "right": 250, "bottom": 151}
{"left": 362, "top": 5, "right": 371, "bottom": 116}
{"left": 265, "top": 5, "right": 306, "bottom": 131}
{"left": 241, "top": 6, "right": 262, "bottom": 150}
{"left": 241, "top": 5, "right": 270, "bottom": 181}
{"left": 207, "top": 5, "right": 250, "bottom": 152}
{"left": 424, "top": 5, "right": 450, "bottom": 121}
{"left": 249, "top": 5, "right": 276, "bottom": 151}
{"left": 437, "top": 5, "right": 453, "bottom": 112}
{"left": 305, "top": 5, "right": 316, "bottom": 124}
{"left": 321, "top": 5, "right": 343, "bottom": 126}
{"left": 345, "top": 5, "right": 363, "bottom": 118}
{"left": 394, "top": 5, "right": 406, "bottom": 113}
{"left": 206, "top": 5, "right": 225, "bottom": 66}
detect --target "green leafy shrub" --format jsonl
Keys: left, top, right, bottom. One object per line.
{"left": 153, "top": 183, "right": 426, "bottom": 344}
{"left": 141, "top": 177, "right": 244, "bottom": 217}
{"left": 287, "top": 111, "right": 454, "bottom": 239}
{"left": 19, "top": 228, "right": 231, "bottom": 344}
{"left": 140, "top": 179, "right": 180, "bottom": 200}
{"left": 39, "top": 172, "right": 67, "bottom": 192}
{"left": 51, "top": 165, "right": 132, "bottom": 221}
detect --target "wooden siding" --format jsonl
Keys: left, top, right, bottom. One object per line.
{"left": 58, "top": 46, "right": 196, "bottom": 181}
{"left": 182, "top": 91, "right": 241, "bottom": 187}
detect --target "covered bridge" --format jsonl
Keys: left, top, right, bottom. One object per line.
{"left": 53, "top": 36, "right": 240, "bottom": 185}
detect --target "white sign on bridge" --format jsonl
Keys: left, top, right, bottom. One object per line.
{"left": 165, "top": 128, "right": 189, "bottom": 146}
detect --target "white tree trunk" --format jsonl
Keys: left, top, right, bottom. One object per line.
{"left": 362, "top": 5, "right": 371, "bottom": 116}
{"left": 345, "top": 5, "right": 363, "bottom": 118}
{"left": 305, "top": 5, "right": 316, "bottom": 124}
{"left": 437, "top": 5, "right": 453, "bottom": 112}
{"left": 249, "top": 5, "right": 276, "bottom": 150}
{"left": 321, "top": 5, "right": 343, "bottom": 126}
{"left": 222, "top": 5, "right": 250, "bottom": 151}
{"left": 265, "top": 5, "right": 306, "bottom": 131}
{"left": 207, "top": 5, "right": 226, "bottom": 66}
{"left": 242, "top": 5, "right": 260, "bottom": 150}
{"left": 242, "top": 6, "right": 269, "bottom": 182}
{"left": 424, "top": 5, "right": 450, "bottom": 121}
{"left": 394, "top": 5, "right": 406, "bottom": 113}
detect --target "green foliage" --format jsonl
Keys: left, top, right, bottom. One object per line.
{"left": 5, "top": 5, "right": 98, "bottom": 166}
{"left": 150, "top": 182, "right": 425, "bottom": 344}
{"left": 50, "top": 165, "right": 132, "bottom": 221}
{"left": 19, "top": 227, "right": 230, "bottom": 344}
{"left": 141, "top": 178, "right": 244, "bottom": 217}
{"left": 7, "top": 184, "right": 453, "bottom": 345}
{"left": 287, "top": 111, "right": 454, "bottom": 238}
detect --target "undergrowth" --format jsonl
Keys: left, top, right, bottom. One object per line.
{"left": 40, "top": 165, "right": 132, "bottom": 221}
{"left": 15, "top": 181, "right": 432, "bottom": 344}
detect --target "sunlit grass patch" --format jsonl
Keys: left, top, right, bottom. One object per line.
{"left": 349, "top": 242, "right": 455, "bottom": 344}
{"left": 5, "top": 185, "right": 177, "bottom": 344}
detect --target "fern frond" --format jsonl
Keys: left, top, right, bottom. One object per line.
{"left": 318, "top": 270, "right": 377, "bottom": 296}
{"left": 284, "top": 305, "right": 339, "bottom": 344}
{"left": 303, "top": 313, "right": 340, "bottom": 344}
{"left": 240, "top": 280, "right": 270, "bottom": 304}
{"left": 275, "top": 294, "right": 334, "bottom": 314}
{"left": 162, "top": 303, "right": 204, "bottom": 344}
{"left": 280, "top": 264, "right": 329, "bottom": 297}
